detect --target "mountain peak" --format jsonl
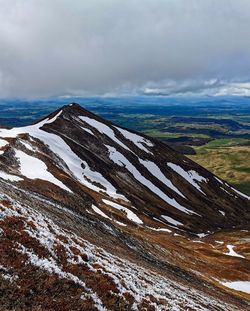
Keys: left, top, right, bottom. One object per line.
{"left": 0, "top": 104, "right": 250, "bottom": 309}
{"left": 0, "top": 104, "right": 249, "bottom": 234}
{"left": 33, "top": 103, "right": 96, "bottom": 128}
{"left": 44, "top": 102, "right": 86, "bottom": 119}
{"left": 62, "top": 102, "right": 82, "bottom": 112}
{"left": 48, "top": 102, "right": 102, "bottom": 122}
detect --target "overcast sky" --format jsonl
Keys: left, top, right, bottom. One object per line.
{"left": 1, "top": 0, "right": 250, "bottom": 98}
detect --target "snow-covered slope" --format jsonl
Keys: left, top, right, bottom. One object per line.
{"left": 0, "top": 103, "right": 249, "bottom": 233}
{"left": 0, "top": 103, "right": 250, "bottom": 310}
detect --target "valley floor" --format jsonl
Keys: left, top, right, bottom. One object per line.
{"left": 189, "top": 144, "right": 250, "bottom": 195}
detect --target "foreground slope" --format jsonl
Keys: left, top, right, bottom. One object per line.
{"left": 0, "top": 103, "right": 250, "bottom": 310}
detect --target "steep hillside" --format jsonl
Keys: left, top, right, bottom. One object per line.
{"left": 0, "top": 103, "right": 249, "bottom": 310}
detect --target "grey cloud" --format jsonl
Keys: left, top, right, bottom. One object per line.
{"left": 0, "top": 0, "right": 250, "bottom": 97}
{"left": 141, "top": 80, "right": 250, "bottom": 96}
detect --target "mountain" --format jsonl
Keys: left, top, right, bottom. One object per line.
{"left": 0, "top": 103, "right": 249, "bottom": 310}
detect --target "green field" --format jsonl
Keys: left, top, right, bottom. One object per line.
{"left": 1, "top": 97, "right": 249, "bottom": 195}
{"left": 142, "top": 121, "right": 250, "bottom": 195}
{"left": 189, "top": 140, "right": 250, "bottom": 195}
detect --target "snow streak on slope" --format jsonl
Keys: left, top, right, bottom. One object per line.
{"left": 167, "top": 162, "right": 207, "bottom": 194}
{"left": 223, "top": 245, "right": 245, "bottom": 258}
{"left": 231, "top": 187, "right": 250, "bottom": 200}
{"left": 161, "top": 215, "right": 183, "bottom": 227}
{"left": 115, "top": 126, "right": 153, "bottom": 153}
{"left": 80, "top": 126, "right": 95, "bottom": 136}
{"left": 214, "top": 176, "right": 250, "bottom": 200}
{"left": 80, "top": 160, "right": 125, "bottom": 198}
{"left": 102, "top": 199, "right": 143, "bottom": 224}
{"left": 139, "top": 159, "right": 185, "bottom": 198}
{"left": 107, "top": 145, "right": 197, "bottom": 215}
{"left": 92, "top": 204, "right": 111, "bottom": 219}
{"left": 220, "top": 281, "right": 250, "bottom": 295}
{"left": 79, "top": 116, "right": 130, "bottom": 151}
{"left": 0, "top": 193, "right": 238, "bottom": 311}
{"left": 0, "top": 171, "right": 23, "bottom": 182}
{"left": 32, "top": 131, "right": 125, "bottom": 199}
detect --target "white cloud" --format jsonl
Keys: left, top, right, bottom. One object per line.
{"left": 141, "top": 80, "right": 250, "bottom": 96}
{"left": 0, "top": 0, "right": 250, "bottom": 97}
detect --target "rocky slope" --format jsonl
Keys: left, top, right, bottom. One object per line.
{"left": 0, "top": 103, "right": 249, "bottom": 310}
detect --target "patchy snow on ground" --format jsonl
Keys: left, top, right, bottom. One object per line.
{"left": 15, "top": 149, "right": 72, "bottom": 192}
{"left": 107, "top": 145, "right": 196, "bottom": 215}
{"left": 196, "top": 233, "right": 209, "bottom": 238}
{"left": 102, "top": 199, "right": 143, "bottom": 224}
{"left": 0, "top": 115, "right": 128, "bottom": 200}
{"left": 0, "top": 171, "right": 23, "bottom": 182}
{"left": 92, "top": 204, "right": 110, "bottom": 219}
{"left": 115, "top": 126, "right": 153, "bottom": 153}
{"left": 0, "top": 110, "right": 63, "bottom": 140}
{"left": 80, "top": 126, "right": 95, "bottom": 136}
{"left": 219, "top": 210, "right": 226, "bottom": 216}
{"left": 230, "top": 187, "right": 250, "bottom": 200}
{"left": 20, "top": 140, "right": 35, "bottom": 151}
{"left": 79, "top": 116, "right": 130, "bottom": 151}
{"left": 161, "top": 215, "right": 183, "bottom": 227}
{"left": 147, "top": 226, "right": 172, "bottom": 233}
{"left": 223, "top": 245, "right": 245, "bottom": 258}
{"left": 0, "top": 138, "right": 8, "bottom": 155}
{"left": 214, "top": 177, "right": 223, "bottom": 184}
{"left": 220, "top": 281, "right": 250, "bottom": 295}
{"left": 0, "top": 193, "right": 237, "bottom": 311}
{"left": 81, "top": 160, "right": 124, "bottom": 198}
{"left": 167, "top": 163, "right": 207, "bottom": 194}
{"left": 139, "top": 159, "right": 185, "bottom": 198}
{"left": 0, "top": 138, "right": 8, "bottom": 148}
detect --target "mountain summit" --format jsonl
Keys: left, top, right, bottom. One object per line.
{"left": 0, "top": 104, "right": 249, "bottom": 310}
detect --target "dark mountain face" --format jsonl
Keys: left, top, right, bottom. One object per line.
{"left": 0, "top": 103, "right": 249, "bottom": 310}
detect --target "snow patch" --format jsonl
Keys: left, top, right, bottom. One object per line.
{"left": 92, "top": 205, "right": 110, "bottom": 219}
{"left": 215, "top": 177, "right": 223, "bottom": 184}
{"left": 139, "top": 159, "right": 185, "bottom": 198}
{"left": 0, "top": 171, "right": 23, "bottom": 182}
{"left": 81, "top": 127, "right": 95, "bottom": 136}
{"left": 44, "top": 110, "right": 62, "bottom": 124}
{"left": 221, "top": 281, "right": 250, "bottom": 294}
{"left": 79, "top": 116, "right": 130, "bottom": 151}
{"left": 102, "top": 199, "right": 142, "bottom": 224}
{"left": 197, "top": 233, "right": 209, "bottom": 238}
{"left": 115, "top": 126, "right": 153, "bottom": 153}
{"left": 161, "top": 215, "right": 183, "bottom": 227}
{"left": 0, "top": 138, "right": 8, "bottom": 148}
{"left": 0, "top": 193, "right": 238, "bottom": 311}
{"left": 230, "top": 187, "right": 250, "bottom": 200}
{"left": 107, "top": 146, "right": 196, "bottom": 215}
{"left": 147, "top": 227, "right": 172, "bottom": 233}
{"left": 215, "top": 241, "right": 224, "bottom": 245}
{"left": 167, "top": 163, "right": 207, "bottom": 194}
{"left": 20, "top": 140, "right": 35, "bottom": 151}
{"left": 15, "top": 149, "right": 71, "bottom": 192}
{"left": 0, "top": 117, "right": 127, "bottom": 200}
{"left": 223, "top": 245, "right": 245, "bottom": 258}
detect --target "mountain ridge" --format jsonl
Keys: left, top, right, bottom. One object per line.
{"left": 0, "top": 103, "right": 250, "bottom": 310}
